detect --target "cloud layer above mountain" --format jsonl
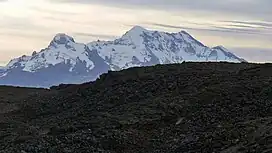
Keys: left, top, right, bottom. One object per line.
{"left": 56, "top": 0, "right": 272, "bottom": 18}
{"left": 0, "top": 0, "right": 271, "bottom": 65}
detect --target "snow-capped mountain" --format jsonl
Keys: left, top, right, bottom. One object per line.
{"left": 0, "top": 66, "right": 6, "bottom": 76}
{"left": 0, "top": 26, "right": 246, "bottom": 87}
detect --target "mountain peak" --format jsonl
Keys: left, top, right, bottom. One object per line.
{"left": 129, "top": 26, "right": 147, "bottom": 32}
{"left": 212, "top": 46, "right": 229, "bottom": 52}
{"left": 124, "top": 26, "right": 148, "bottom": 36}
{"left": 121, "top": 26, "right": 148, "bottom": 43}
{"left": 50, "top": 33, "right": 75, "bottom": 46}
{"left": 179, "top": 30, "right": 190, "bottom": 35}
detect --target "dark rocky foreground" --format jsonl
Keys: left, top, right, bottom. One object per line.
{"left": 1, "top": 62, "right": 272, "bottom": 153}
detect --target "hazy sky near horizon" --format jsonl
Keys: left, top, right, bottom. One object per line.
{"left": 0, "top": 0, "right": 271, "bottom": 65}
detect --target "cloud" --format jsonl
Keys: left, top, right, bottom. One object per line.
{"left": 30, "top": 6, "right": 81, "bottom": 16}
{"left": 73, "top": 32, "right": 117, "bottom": 40}
{"left": 146, "top": 22, "right": 272, "bottom": 36}
{"left": 225, "top": 24, "right": 260, "bottom": 29}
{"left": 0, "top": 16, "right": 47, "bottom": 31}
{"left": 0, "top": 0, "right": 271, "bottom": 64}
{"left": 51, "top": 0, "right": 272, "bottom": 20}
{"left": 232, "top": 47, "right": 272, "bottom": 63}
{"left": 221, "top": 20, "right": 272, "bottom": 28}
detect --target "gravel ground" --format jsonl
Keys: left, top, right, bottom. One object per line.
{"left": 1, "top": 62, "right": 272, "bottom": 153}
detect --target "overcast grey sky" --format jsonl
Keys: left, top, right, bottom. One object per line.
{"left": 0, "top": 0, "right": 271, "bottom": 65}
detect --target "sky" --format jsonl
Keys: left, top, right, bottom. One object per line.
{"left": 0, "top": 0, "right": 271, "bottom": 65}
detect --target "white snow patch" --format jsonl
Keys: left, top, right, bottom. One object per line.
{"left": 0, "top": 72, "right": 7, "bottom": 78}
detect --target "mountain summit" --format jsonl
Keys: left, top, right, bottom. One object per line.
{"left": 0, "top": 26, "right": 246, "bottom": 87}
